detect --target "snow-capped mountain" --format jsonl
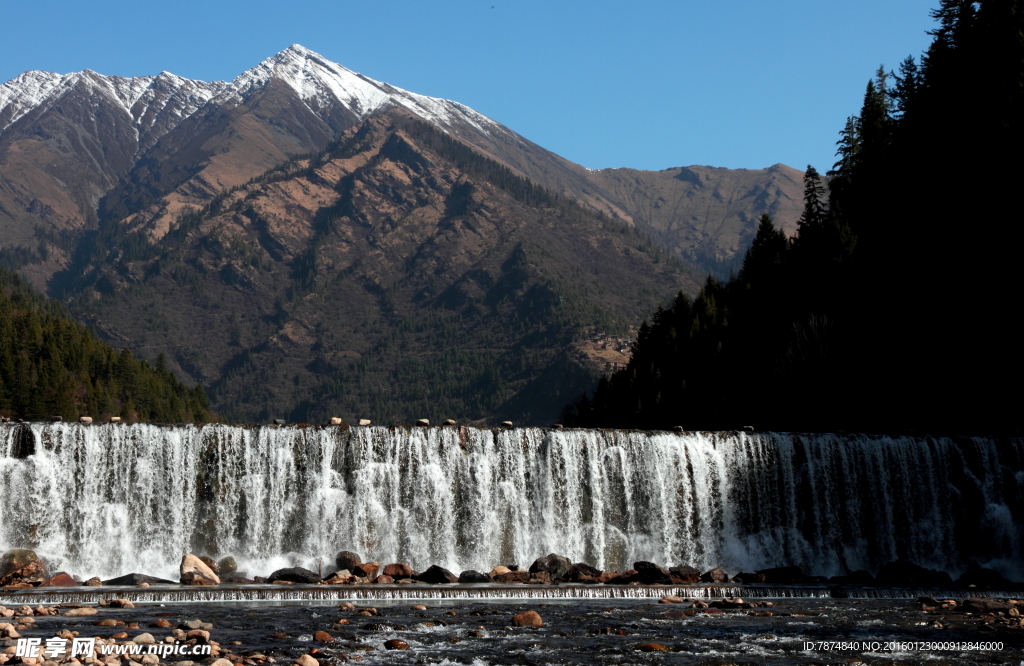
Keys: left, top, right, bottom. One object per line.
{"left": 0, "top": 45, "right": 803, "bottom": 293}
{"left": 0, "top": 69, "right": 226, "bottom": 150}
{"left": 227, "top": 45, "right": 502, "bottom": 135}
{"left": 0, "top": 45, "right": 502, "bottom": 150}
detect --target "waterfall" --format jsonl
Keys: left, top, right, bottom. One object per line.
{"left": 1, "top": 424, "right": 1021, "bottom": 582}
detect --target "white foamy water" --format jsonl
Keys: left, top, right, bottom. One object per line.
{"left": 0, "top": 424, "right": 1020, "bottom": 582}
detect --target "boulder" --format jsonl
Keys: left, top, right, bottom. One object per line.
{"left": 489, "top": 566, "right": 511, "bottom": 577}
{"left": 217, "top": 556, "right": 238, "bottom": 575}
{"left": 0, "top": 550, "right": 48, "bottom": 586}
{"left": 353, "top": 562, "right": 379, "bottom": 580}
{"left": 221, "top": 573, "right": 254, "bottom": 584}
{"left": 321, "top": 572, "right": 353, "bottom": 585}
{"left": 79, "top": 416, "right": 93, "bottom": 424}
{"left": 512, "top": 610, "right": 543, "bottom": 627}
{"left": 442, "top": 419, "right": 457, "bottom": 426}
{"left": 294, "top": 655, "right": 319, "bottom": 666}
{"left": 358, "top": 419, "right": 372, "bottom": 426}
{"left": 669, "top": 565, "right": 701, "bottom": 583}
{"left": 180, "top": 554, "right": 220, "bottom": 586}
{"left": 755, "top": 566, "right": 807, "bottom": 584}
{"left": 328, "top": 417, "right": 342, "bottom": 425}
{"left": 373, "top": 574, "right": 394, "bottom": 584}
{"left": 41, "top": 573, "right": 78, "bottom": 587}
{"left": 606, "top": 569, "right": 640, "bottom": 584}
{"left": 198, "top": 557, "right": 220, "bottom": 574}
{"left": 335, "top": 551, "right": 362, "bottom": 572}
{"left": 875, "top": 561, "right": 952, "bottom": 587}
{"left": 83, "top": 577, "right": 102, "bottom": 586}
{"left": 267, "top": 567, "right": 321, "bottom": 584}
{"left": 415, "top": 565, "right": 458, "bottom": 584}
{"left": 633, "top": 561, "right": 672, "bottom": 585}
{"left": 382, "top": 563, "right": 416, "bottom": 579}
{"left": 731, "top": 572, "right": 766, "bottom": 584}
{"left": 103, "top": 573, "right": 175, "bottom": 586}
{"left": 458, "top": 570, "right": 491, "bottom": 583}
{"left": 313, "top": 631, "right": 333, "bottom": 642}
{"left": 569, "top": 562, "right": 602, "bottom": 581}
{"left": 493, "top": 571, "right": 531, "bottom": 584}
{"left": 500, "top": 421, "right": 514, "bottom": 428}
{"left": 529, "top": 571, "right": 552, "bottom": 584}
{"left": 956, "top": 568, "right": 1013, "bottom": 588}
{"left": 700, "top": 568, "right": 729, "bottom": 583}
{"left": 529, "top": 553, "right": 573, "bottom": 580}
{"left": 383, "top": 639, "right": 410, "bottom": 650}
{"left": 416, "top": 419, "right": 430, "bottom": 426}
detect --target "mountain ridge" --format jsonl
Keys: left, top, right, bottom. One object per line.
{"left": 1, "top": 44, "right": 804, "bottom": 290}
{"left": 0, "top": 46, "right": 804, "bottom": 423}
{"left": 67, "top": 109, "right": 698, "bottom": 424}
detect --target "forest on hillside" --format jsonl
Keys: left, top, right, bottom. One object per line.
{"left": 0, "top": 269, "right": 210, "bottom": 422}
{"left": 565, "top": 0, "right": 1024, "bottom": 434}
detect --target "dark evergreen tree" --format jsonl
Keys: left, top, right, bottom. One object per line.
{"left": 0, "top": 269, "right": 210, "bottom": 422}
{"left": 566, "top": 0, "right": 1024, "bottom": 434}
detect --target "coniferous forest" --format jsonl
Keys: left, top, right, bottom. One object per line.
{"left": 0, "top": 270, "right": 210, "bottom": 422}
{"left": 564, "top": 0, "right": 1023, "bottom": 434}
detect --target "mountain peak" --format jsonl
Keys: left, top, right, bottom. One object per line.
{"left": 227, "top": 45, "right": 500, "bottom": 135}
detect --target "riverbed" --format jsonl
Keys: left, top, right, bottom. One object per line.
{"left": 8, "top": 597, "right": 1023, "bottom": 665}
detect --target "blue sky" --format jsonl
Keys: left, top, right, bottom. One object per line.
{"left": 0, "top": 0, "right": 937, "bottom": 172}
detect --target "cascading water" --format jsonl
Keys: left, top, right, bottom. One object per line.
{"left": 0, "top": 424, "right": 1021, "bottom": 582}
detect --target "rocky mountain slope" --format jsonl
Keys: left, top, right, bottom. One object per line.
{"left": 1, "top": 45, "right": 803, "bottom": 289}
{"left": 587, "top": 164, "right": 804, "bottom": 275}
{"left": 67, "top": 110, "right": 696, "bottom": 423}
{"left": 0, "top": 46, "right": 804, "bottom": 423}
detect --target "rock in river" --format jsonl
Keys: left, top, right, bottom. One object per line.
{"left": 0, "top": 550, "right": 48, "bottom": 586}
{"left": 458, "top": 570, "right": 491, "bottom": 583}
{"left": 529, "top": 553, "right": 573, "bottom": 580}
{"left": 335, "top": 551, "right": 361, "bottom": 572}
{"left": 180, "top": 554, "right": 220, "bottom": 586}
{"left": 415, "top": 565, "right": 458, "bottom": 584}
{"left": 267, "top": 567, "right": 321, "bottom": 584}
{"left": 512, "top": 610, "right": 543, "bottom": 627}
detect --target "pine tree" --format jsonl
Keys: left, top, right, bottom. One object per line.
{"left": 794, "top": 166, "right": 828, "bottom": 242}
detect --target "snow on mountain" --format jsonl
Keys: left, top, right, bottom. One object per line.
{"left": 1, "top": 44, "right": 503, "bottom": 139}
{"left": 224, "top": 44, "right": 503, "bottom": 135}
{"left": 0, "top": 70, "right": 66, "bottom": 129}
{"left": 0, "top": 68, "right": 227, "bottom": 141}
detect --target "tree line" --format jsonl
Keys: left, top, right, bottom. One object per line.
{"left": 0, "top": 269, "right": 209, "bottom": 422}
{"left": 565, "top": 0, "right": 1023, "bottom": 434}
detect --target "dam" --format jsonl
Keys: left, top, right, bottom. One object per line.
{"left": 1, "top": 423, "right": 1021, "bottom": 583}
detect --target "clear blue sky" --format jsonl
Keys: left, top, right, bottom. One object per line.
{"left": 0, "top": 0, "right": 937, "bottom": 172}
